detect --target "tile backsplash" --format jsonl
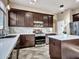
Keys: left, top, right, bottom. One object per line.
{"left": 9, "top": 27, "right": 53, "bottom": 34}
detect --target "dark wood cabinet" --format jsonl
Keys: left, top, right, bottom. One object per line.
{"left": 49, "top": 38, "right": 61, "bottom": 59}
{"left": 9, "top": 12, "right": 17, "bottom": 26}
{"left": 20, "top": 35, "right": 35, "bottom": 48}
{"left": 33, "top": 13, "right": 43, "bottom": 21}
{"left": 9, "top": 10, "right": 25, "bottom": 27}
{"left": 9, "top": 10, "right": 33, "bottom": 27}
{"left": 73, "top": 13, "right": 79, "bottom": 22}
{"left": 43, "top": 15, "right": 49, "bottom": 27}
{"left": 25, "top": 12, "right": 33, "bottom": 27}
{"left": 9, "top": 8, "right": 53, "bottom": 27}
{"left": 33, "top": 13, "right": 39, "bottom": 21}
{"left": 16, "top": 11, "right": 25, "bottom": 27}
{"left": 43, "top": 15, "right": 53, "bottom": 27}
{"left": 48, "top": 15, "right": 53, "bottom": 27}
{"left": 38, "top": 13, "right": 43, "bottom": 21}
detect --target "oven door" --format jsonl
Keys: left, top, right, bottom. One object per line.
{"left": 35, "top": 36, "right": 45, "bottom": 45}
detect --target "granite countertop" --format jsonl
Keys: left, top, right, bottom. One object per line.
{"left": 0, "top": 34, "right": 20, "bottom": 59}
{"left": 48, "top": 35, "right": 79, "bottom": 41}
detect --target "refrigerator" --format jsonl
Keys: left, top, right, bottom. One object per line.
{"left": 70, "top": 21, "right": 79, "bottom": 35}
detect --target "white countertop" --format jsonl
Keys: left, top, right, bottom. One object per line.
{"left": 35, "top": 34, "right": 45, "bottom": 37}
{"left": 45, "top": 32, "right": 56, "bottom": 34}
{"left": 10, "top": 33, "right": 35, "bottom": 35}
{"left": 0, "top": 34, "right": 20, "bottom": 59}
{"left": 48, "top": 34, "right": 79, "bottom": 41}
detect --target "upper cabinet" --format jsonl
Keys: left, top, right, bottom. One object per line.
{"left": 33, "top": 13, "right": 39, "bottom": 21}
{"left": 48, "top": 15, "right": 53, "bottom": 27}
{"left": 9, "top": 12, "right": 17, "bottom": 26}
{"left": 25, "top": 12, "right": 33, "bottom": 27}
{"left": 43, "top": 15, "right": 53, "bottom": 27}
{"left": 43, "top": 15, "right": 49, "bottom": 27}
{"left": 9, "top": 11, "right": 25, "bottom": 27}
{"left": 8, "top": 8, "right": 53, "bottom": 27}
{"left": 16, "top": 11, "right": 25, "bottom": 27}
{"left": 38, "top": 13, "right": 43, "bottom": 21}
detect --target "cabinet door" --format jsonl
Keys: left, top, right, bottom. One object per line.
{"left": 49, "top": 38, "right": 61, "bottom": 59}
{"left": 26, "top": 35, "right": 35, "bottom": 47}
{"left": 9, "top": 12, "right": 17, "bottom": 26}
{"left": 38, "top": 13, "right": 43, "bottom": 21}
{"left": 20, "top": 35, "right": 35, "bottom": 48}
{"left": 43, "top": 15, "right": 49, "bottom": 27}
{"left": 33, "top": 13, "right": 39, "bottom": 21}
{"left": 16, "top": 11, "right": 25, "bottom": 27}
{"left": 48, "top": 15, "right": 53, "bottom": 27}
{"left": 25, "top": 12, "right": 33, "bottom": 27}
{"left": 20, "top": 35, "right": 26, "bottom": 48}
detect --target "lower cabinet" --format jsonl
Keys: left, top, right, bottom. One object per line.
{"left": 49, "top": 38, "right": 61, "bottom": 59}
{"left": 20, "top": 35, "right": 35, "bottom": 48}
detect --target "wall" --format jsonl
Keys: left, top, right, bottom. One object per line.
{"left": 56, "top": 10, "right": 72, "bottom": 34}
{"left": 9, "top": 27, "right": 53, "bottom": 34}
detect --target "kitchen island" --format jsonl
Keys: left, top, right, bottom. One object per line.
{"left": 0, "top": 34, "right": 20, "bottom": 59}
{"left": 48, "top": 35, "right": 79, "bottom": 59}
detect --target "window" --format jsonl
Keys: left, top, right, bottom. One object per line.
{"left": 0, "top": 8, "right": 4, "bottom": 29}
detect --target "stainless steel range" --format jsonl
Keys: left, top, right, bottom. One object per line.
{"left": 35, "top": 34, "right": 45, "bottom": 45}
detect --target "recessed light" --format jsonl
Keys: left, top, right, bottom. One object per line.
{"left": 76, "top": 0, "right": 79, "bottom": 2}
{"left": 7, "top": 5, "right": 10, "bottom": 10}
{"left": 29, "top": 0, "right": 37, "bottom": 5}
{"left": 29, "top": 2, "right": 34, "bottom": 4}
{"left": 34, "top": 0, "right": 37, "bottom": 2}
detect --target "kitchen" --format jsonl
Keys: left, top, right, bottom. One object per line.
{"left": 1, "top": 0, "right": 79, "bottom": 59}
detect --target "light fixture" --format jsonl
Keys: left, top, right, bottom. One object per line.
{"left": 29, "top": 0, "right": 37, "bottom": 5}
{"left": 7, "top": 4, "right": 10, "bottom": 10}
{"left": 59, "top": 2, "right": 65, "bottom": 11}
{"left": 6, "top": 0, "right": 10, "bottom": 10}
{"left": 59, "top": 4, "right": 65, "bottom": 11}
{"left": 34, "top": 0, "right": 37, "bottom": 2}
{"left": 76, "top": 0, "right": 79, "bottom": 2}
{"left": 29, "top": 1, "right": 35, "bottom": 5}
{"left": 56, "top": 0, "right": 65, "bottom": 11}
{"left": 60, "top": 5, "right": 64, "bottom": 8}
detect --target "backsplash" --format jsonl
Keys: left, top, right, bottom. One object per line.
{"left": 9, "top": 27, "right": 53, "bottom": 34}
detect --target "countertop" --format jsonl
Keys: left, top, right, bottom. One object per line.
{"left": 11, "top": 33, "right": 35, "bottom": 35}
{"left": 9, "top": 32, "right": 56, "bottom": 36}
{"left": 0, "top": 34, "right": 20, "bottom": 59}
{"left": 45, "top": 32, "right": 56, "bottom": 34}
{"left": 48, "top": 34, "right": 79, "bottom": 41}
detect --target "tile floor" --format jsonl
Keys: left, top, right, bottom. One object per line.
{"left": 12, "top": 45, "right": 50, "bottom": 59}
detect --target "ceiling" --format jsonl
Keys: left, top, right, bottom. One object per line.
{"left": 10, "top": 0, "right": 79, "bottom": 14}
